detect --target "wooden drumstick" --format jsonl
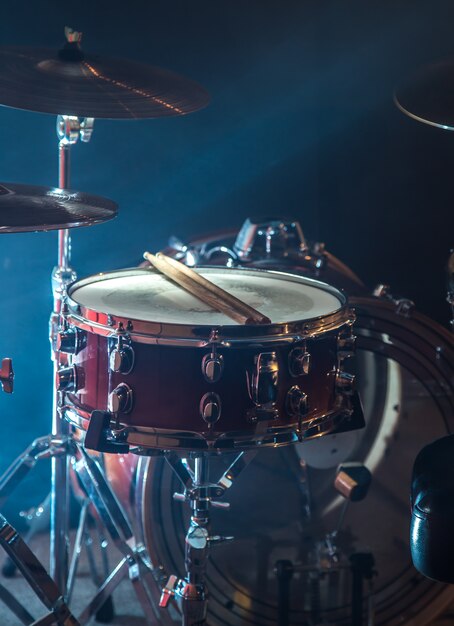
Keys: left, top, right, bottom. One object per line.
{"left": 143, "top": 251, "right": 271, "bottom": 325}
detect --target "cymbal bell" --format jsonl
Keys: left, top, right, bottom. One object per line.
{"left": 395, "top": 59, "right": 454, "bottom": 130}
{"left": 0, "top": 183, "right": 117, "bottom": 232}
{"left": 0, "top": 43, "right": 210, "bottom": 119}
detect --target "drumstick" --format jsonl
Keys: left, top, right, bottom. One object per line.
{"left": 143, "top": 251, "right": 271, "bottom": 325}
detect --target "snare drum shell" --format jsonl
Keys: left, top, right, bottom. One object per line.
{"left": 63, "top": 267, "right": 353, "bottom": 450}
{"left": 68, "top": 330, "right": 340, "bottom": 442}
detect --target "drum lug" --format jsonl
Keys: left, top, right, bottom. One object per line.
{"left": 335, "top": 371, "right": 355, "bottom": 395}
{"left": 108, "top": 383, "right": 134, "bottom": 414}
{"left": 56, "top": 365, "right": 80, "bottom": 392}
{"left": 286, "top": 385, "right": 308, "bottom": 417}
{"left": 200, "top": 392, "right": 222, "bottom": 425}
{"left": 288, "top": 346, "right": 311, "bottom": 376}
{"left": 201, "top": 351, "right": 224, "bottom": 383}
{"left": 247, "top": 352, "right": 279, "bottom": 422}
{"left": 109, "top": 330, "right": 134, "bottom": 375}
{"left": 249, "top": 352, "right": 279, "bottom": 406}
{"left": 57, "top": 327, "right": 86, "bottom": 355}
{"left": 337, "top": 327, "right": 356, "bottom": 360}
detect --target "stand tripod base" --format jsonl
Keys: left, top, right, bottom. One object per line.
{"left": 0, "top": 514, "right": 79, "bottom": 625}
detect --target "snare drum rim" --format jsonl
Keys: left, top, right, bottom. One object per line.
{"left": 66, "top": 266, "right": 354, "bottom": 345}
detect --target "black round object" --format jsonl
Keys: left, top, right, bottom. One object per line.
{"left": 0, "top": 182, "right": 117, "bottom": 232}
{"left": 0, "top": 46, "right": 210, "bottom": 119}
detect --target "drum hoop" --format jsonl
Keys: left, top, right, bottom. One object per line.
{"left": 64, "top": 404, "right": 348, "bottom": 452}
{"left": 66, "top": 266, "right": 353, "bottom": 344}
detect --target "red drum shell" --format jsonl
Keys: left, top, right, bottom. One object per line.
{"left": 63, "top": 267, "right": 354, "bottom": 451}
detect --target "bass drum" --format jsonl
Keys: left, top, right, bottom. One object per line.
{"left": 106, "top": 220, "right": 454, "bottom": 623}
{"left": 106, "top": 296, "right": 454, "bottom": 625}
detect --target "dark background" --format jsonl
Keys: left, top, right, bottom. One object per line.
{"left": 0, "top": 0, "right": 453, "bottom": 519}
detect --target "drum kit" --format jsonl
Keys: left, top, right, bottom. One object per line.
{"left": 0, "top": 26, "right": 452, "bottom": 626}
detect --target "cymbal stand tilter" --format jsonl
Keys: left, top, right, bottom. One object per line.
{"left": 275, "top": 463, "right": 374, "bottom": 626}
{"left": 160, "top": 451, "right": 255, "bottom": 626}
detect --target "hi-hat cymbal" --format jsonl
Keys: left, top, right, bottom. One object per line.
{"left": 0, "top": 44, "right": 210, "bottom": 119}
{"left": 395, "top": 59, "right": 454, "bottom": 130}
{"left": 0, "top": 183, "right": 117, "bottom": 232}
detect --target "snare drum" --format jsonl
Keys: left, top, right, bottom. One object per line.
{"left": 58, "top": 266, "right": 355, "bottom": 451}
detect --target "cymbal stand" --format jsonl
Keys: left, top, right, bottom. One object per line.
{"left": 160, "top": 451, "right": 255, "bottom": 626}
{"left": 0, "top": 513, "right": 80, "bottom": 625}
{"left": 49, "top": 113, "right": 94, "bottom": 592}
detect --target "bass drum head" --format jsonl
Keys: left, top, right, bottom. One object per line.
{"left": 137, "top": 296, "right": 454, "bottom": 625}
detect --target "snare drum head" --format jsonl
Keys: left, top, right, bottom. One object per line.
{"left": 138, "top": 297, "right": 454, "bottom": 625}
{"left": 68, "top": 266, "right": 344, "bottom": 327}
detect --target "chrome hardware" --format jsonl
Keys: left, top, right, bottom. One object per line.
{"left": 310, "top": 241, "right": 327, "bottom": 269}
{"left": 288, "top": 346, "right": 311, "bottom": 376}
{"left": 167, "top": 235, "right": 200, "bottom": 266}
{"left": 57, "top": 327, "right": 85, "bottom": 355}
{"left": 109, "top": 332, "right": 134, "bottom": 375}
{"left": 204, "top": 245, "right": 237, "bottom": 266}
{"left": 79, "top": 117, "right": 95, "bottom": 143}
{"left": 159, "top": 574, "right": 178, "bottom": 608}
{"left": 173, "top": 492, "right": 230, "bottom": 510}
{"left": 108, "top": 383, "right": 133, "bottom": 414}
{"left": 373, "top": 283, "right": 390, "bottom": 298}
{"left": 286, "top": 385, "right": 308, "bottom": 417}
{"left": 234, "top": 217, "right": 308, "bottom": 260}
{"left": 335, "top": 371, "right": 355, "bottom": 395}
{"left": 200, "top": 393, "right": 222, "bottom": 425}
{"left": 56, "top": 115, "right": 94, "bottom": 146}
{"left": 201, "top": 351, "right": 224, "bottom": 383}
{"left": 0, "top": 358, "right": 14, "bottom": 394}
{"left": 250, "top": 352, "right": 279, "bottom": 406}
{"left": 395, "top": 298, "right": 414, "bottom": 317}
{"left": 337, "top": 328, "right": 356, "bottom": 360}
{"left": 56, "top": 115, "right": 80, "bottom": 146}
{"left": 373, "top": 284, "right": 414, "bottom": 317}
{"left": 56, "top": 365, "right": 79, "bottom": 393}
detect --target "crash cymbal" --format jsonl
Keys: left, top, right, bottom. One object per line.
{"left": 395, "top": 58, "right": 454, "bottom": 130}
{"left": 0, "top": 183, "right": 117, "bottom": 232}
{"left": 0, "top": 37, "right": 209, "bottom": 119}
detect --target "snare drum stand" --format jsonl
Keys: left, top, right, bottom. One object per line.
{"left": 160, "top": 451, "right": 255, "bottom": 626}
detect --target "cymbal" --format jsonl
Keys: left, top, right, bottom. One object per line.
{"left": 395, "top": 59, "right": 454, "bottom": 130}
{"left": 0, "top": 183, "right": 117, "bottom": 232}
{"left": 0, "top": 44, "right": 210, "bottom": 119}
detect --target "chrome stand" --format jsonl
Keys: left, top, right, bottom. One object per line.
{"left": 160, "top": 452, "right": 254, "bottom": 626}
{"left": 0, "top": 436, "right": 170, "bottom": 624}
{"left": 50, "top": 114, "right": 93, "bottom": 591}
{"left": 0, "top": 114, "right": 163, "bottom": 622}
{"left": 0, "top": 513, "right": 80, "bottom": 625}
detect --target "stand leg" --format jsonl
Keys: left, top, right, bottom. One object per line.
{"left": 0, "top": 514, "right": 79, "bottom": 625}
{"left": 275, "top": 560, "right": 293, "bottom": 626}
